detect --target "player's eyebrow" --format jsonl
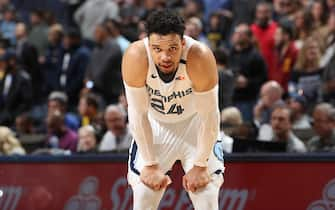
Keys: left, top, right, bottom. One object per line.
{"left": 169, "top": 43, "right": 179, "bottom": 47}
{"left": 151, "top": 43, "right": 179, "bottom": 48}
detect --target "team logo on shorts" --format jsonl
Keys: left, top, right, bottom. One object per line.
{"left": 213, "top": 141, "right": 224, "bottom": 161}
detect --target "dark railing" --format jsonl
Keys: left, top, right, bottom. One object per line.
{"left": 1, "top": 153, "right": 335, "bottom": 163}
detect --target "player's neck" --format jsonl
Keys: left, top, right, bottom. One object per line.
{"left": 156, "top": 65, "right": 178, "bottom": 83}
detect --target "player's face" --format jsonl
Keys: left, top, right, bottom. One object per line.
{"left": 149, "top": 33, "right": 185, "bottom": 74}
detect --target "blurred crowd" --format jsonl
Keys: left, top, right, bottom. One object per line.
{"left": 0, "top": 0, "right": 334, "bottom": 156}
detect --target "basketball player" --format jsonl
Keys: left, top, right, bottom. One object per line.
{"left": 122, "top": 9, "right": 224, "bottom": 210}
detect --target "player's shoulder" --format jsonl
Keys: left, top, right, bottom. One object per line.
{"left": 123, "top": 40, "right": 148, "bottom": 68}
{"left": 124, "top": 40, "right": 147, "bottom": 59}
{"left": 186, "top": 41, "right": 215, "bottom": 70}
{"left": 122, "top": 40, "right": 148, "bottom": 87}
{"left": 187, "top": 41, "right": 214, "bottom": 64}
{"left": 187, "top": 40, "right": 213, "bottom": 61}
{"left": 185, "top": 40, "right": 217, "bottom": 91}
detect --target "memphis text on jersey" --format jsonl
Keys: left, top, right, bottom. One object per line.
{"left": 146, "top": 84, "right": 192, "bottom": 115}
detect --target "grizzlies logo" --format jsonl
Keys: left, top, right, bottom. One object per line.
{"left": 213, "top": 140, "right": 224, "bottom": 161}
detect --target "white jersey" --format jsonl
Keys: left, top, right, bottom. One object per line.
{"left": 128, "top": 36, "right": 224, "bottom": 186}
{"left": 143, "top": 36, "right": 197, "bottom": 123}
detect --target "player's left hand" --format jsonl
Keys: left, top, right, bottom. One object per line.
{"left": 182, "top": 165, "right": 211, "bottom": 193}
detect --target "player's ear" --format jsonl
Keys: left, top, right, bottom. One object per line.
{"left": 181, "top": 37, "right": 186, "bottom": 49}
{"left": 181, "top": 37, "right": 186, "bottom": 47}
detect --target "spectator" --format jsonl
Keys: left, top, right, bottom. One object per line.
{"left": 206, "top": 12, "right": 231, "bottom": 50}
{"left": 44, "top": 10, "right": 57, "bottom": 27}
{"left": 230, "top": 0, "right": 261, "bottom": 25}
{"left": 0, "top": 5, "right": 16, "bottom": 46}
{"left": 0, "top": 126, "right": 26, "bottom": 155}
{"left": 307, "top": 103, "right": 335, "bottom": 152}
{"left": 230, "top": 23, "right": 267, "bottom": 122}
{"left": 15, "top": 113, "right": 35, "bottom": 136}
{"left": 15, "top": 22, "right": 43, "bottom": 104}
{"left": 214, "top": 47, "right": 234, "bottom": 111}
{"left": 27, "top": 9, "right": 49, "bottom": 58}
{"left": 78, "top": 93, "right": 99, "bottom": 125}
{"left": 273, "top": 0, "right": 300, "bottom": 21}
{"left": 59, "top": 0, "right": 83, "bottom": 27}
{"left": 293, "top": 9, "right": 313, "bottom": 49}
{"left": 287, "top": 94, "right": 311, "bottom": 129}
{"left": 48, "top": 91, "right": 80, "bottom": 131}
{"left": 322, "top": 59, "right": 335, "bottom": 105}
{"left": 218, "top": 107, "right": 238, "bottom": 154}
{"left": 221, "top": 106, "right": 257, "bottom": 140}
{"left": 254, "top": 80, "right": 285, "bottom": 126}
{"left": 74, "top": 0, "right": 119, "bottom": 41}
{"left": 202, "top": 0, "right": 232, "bottom": 23}
{"left": 136, "top": 0, "right": 165, "bottom": 21}
{"left": 182, "top": 0, "right": 204, "bottom": 19}
{"left": 0, "top": 0, "right": 13, "bottom": 20}
{"left": 251, "top": 2, "right": 277, "bottom": 71}
{"left": 220, "top": 106, "right": 243, "bottom": 139}
{"left": 118, "top": 2, "right": 143, "bottom": 42}
{"left": 327, "top": 0, "right": 335, "bottom": 11}
{"left": 46, "top": 110, "right": 78, "bottom": 152}
{"left": 78, "top": 93, "right": 105, "bottom": 140}
{"left": 260, "top": 105, "right": 307, "bottom": 152}
{"left": 137, "top": 20, "right": 147, "bottom": 40}
{"left": 320, "top": 10, "right": 335, "bottom": 68}
{"left": 84, "top": 22, "right": 123, "bottom": 104}
{"left": 0, "top": 50, "right": 33, "bottom": 127}
{"left": 206, "top": 13, "right": 223, "bottom": 50}
{"left": 98, "top": 105, "right": 131, "bottom": 153}
{"left": 77, "top": 125, "right": 97, "bottom": 153}
{"left": 185, "top": 16, "right": 210, "bottom": 46}
{"left": 290, "top": 36, "right": 323, "bottom": 111}
{"left": 271, "top": 19, "right": 298, "bottom": 91}
{"left": 43, "top": 24, "right": 64, "bottom": 96}
{"left": 60, "top": 28, "right": 91, "bottom": 110}
{"left": 104, "top": 18, "right": 130, "bottom": 53}
{"left": 310, "top": 0, "right": 328, "bottom": 30}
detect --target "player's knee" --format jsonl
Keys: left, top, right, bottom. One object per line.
{"left": 188, "top": 177, "right": 222, "bottom": 210}
{"left": 132, "top": 182, "right": 165, "bottom": 209}
{"left": 190, "top": 190, "right": 219, "bottom": 210}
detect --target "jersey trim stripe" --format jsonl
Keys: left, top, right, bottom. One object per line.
{"left": 129, "top": 141, "right": 140, "bottom": 175}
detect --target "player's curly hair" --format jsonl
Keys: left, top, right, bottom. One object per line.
{"left": 145, "top": 9, "right": 185, "bottom": 38}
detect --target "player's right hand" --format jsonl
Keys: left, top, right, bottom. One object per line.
{"left": 140, "top": 164, "right": 171, "bottom": 191}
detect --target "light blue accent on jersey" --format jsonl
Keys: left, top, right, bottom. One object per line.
{"left": 213, "top": 141, "right": 224, "bottom": 161}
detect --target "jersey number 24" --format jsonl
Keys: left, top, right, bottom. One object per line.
{"left": 151, "top": 98, "right": 184, "bottom": 115}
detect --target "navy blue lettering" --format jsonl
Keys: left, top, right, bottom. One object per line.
{"left": 151, "top": 98, "right": 165, "bottom": 114}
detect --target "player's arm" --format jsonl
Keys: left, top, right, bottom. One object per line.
{"left": 183, "top": 42, "right": 219, "bottom": 192}
{"left": 122, "top": 41, "right": 157, "bottom": 166}
{"left": 187, "top": 43, "right": 219, "bottom": 168}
